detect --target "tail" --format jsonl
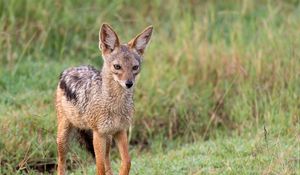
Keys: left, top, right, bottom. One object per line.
{"left": 76, "top": 128, "right": 95, "bottom": 158}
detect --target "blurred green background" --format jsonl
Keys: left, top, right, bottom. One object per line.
{"left": 0, "top": 0, "right": 299, "bottom": 174}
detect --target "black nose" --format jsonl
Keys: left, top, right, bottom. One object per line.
{"left": 125, "top": 80, "right": 133, "bottom": 88}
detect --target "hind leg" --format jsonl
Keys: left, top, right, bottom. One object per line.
{"left": 105, "top": 136, "right": 113, "bottom": 175}
{"left": 57, "top": 117, "right": 72, "bottom": 175}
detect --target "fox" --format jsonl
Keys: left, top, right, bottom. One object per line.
{"left": 55, "top": 23, "right": 153, "bottom": 175}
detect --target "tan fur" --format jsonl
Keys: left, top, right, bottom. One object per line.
{"left": 55, "top": 24, "right": 153, "bottom": 175}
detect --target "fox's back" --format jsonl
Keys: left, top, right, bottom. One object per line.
{"left": 56, "top": 66, "right": 102, "bottom": 128}
{"left": 59, "top": 65, "right": 102, "bottom": 107}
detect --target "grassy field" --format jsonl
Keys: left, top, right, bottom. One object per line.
{"left": 0, "top": 0, "right": 299, "bottom": 174}
{"left": 75, "top": 134, "right": 298, "bottom": 175}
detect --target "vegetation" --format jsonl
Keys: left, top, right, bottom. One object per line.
{"left": 0, "top": 0, "right": 299, "bottom": 174}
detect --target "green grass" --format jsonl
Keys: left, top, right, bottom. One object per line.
{"left": 0, "top": 0, "right": 299, "bottom": 174}
{"left": 73, "top": 132, "right": 300, "bottom": 175}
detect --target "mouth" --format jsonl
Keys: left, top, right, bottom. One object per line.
{"left": 117, "top": 80, "right": 134, "bottom": 90}
{"left": 119, "top": 85, "right": 133, "bottom": 91}
{"left": 112, "top": 75, "right": 134, "bottom": 90}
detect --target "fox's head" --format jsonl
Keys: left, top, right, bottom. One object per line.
{"left": 99, "top": 23, "right": 153, "bottom": 89}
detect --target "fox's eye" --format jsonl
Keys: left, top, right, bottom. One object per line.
{"left": 114, "top": 64, "right": 121, "bottom": 70}
{"left": 132, "top": 65, "right": 139, "bottom": 70}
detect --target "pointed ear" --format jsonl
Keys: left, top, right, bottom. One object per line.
{"left": 99, "top": 23, "right": 120, "bottom": 54}
{"left": 128, "top": 26, "right": 153, "bottom": 55}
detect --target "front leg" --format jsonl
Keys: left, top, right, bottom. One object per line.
{"left": 114, "top": 130, "right": 131, "bottom": 175}
{"left": 105, "top": 135, "right": 113, "bottom": 175}
{"left": 93, "top": 131, "right": 107, "bottom": 175}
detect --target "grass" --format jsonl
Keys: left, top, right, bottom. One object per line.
{"left": 0, "top": 0, "right": 299, "bottom": 174}
{"left": 75, "top": 133, "right": 299, "bottom": 175}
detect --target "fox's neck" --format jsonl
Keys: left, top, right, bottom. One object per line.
{"left": 101, "top": 67, "right": 133, "bottom": 100}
